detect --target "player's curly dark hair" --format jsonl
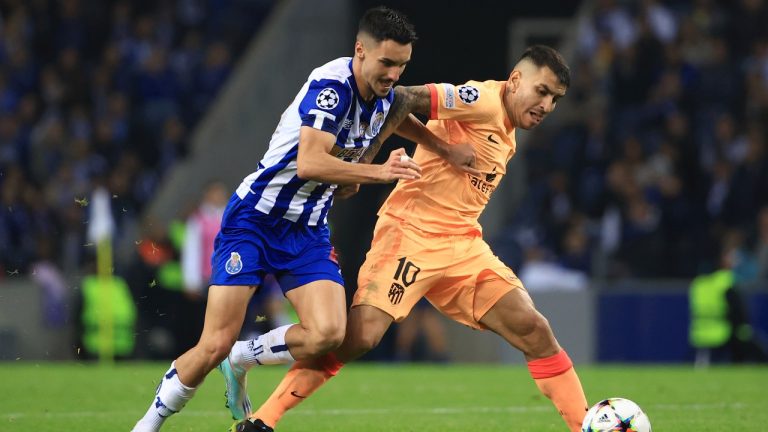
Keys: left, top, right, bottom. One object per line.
{"left": 358, "top": 6, "right": 417, "bottom": 45}
{"left": 520, "top": 45, "right": 570, "bottom": 87}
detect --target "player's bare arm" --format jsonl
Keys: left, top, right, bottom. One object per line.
{"left": 396, "top": 114, "right": 480, "bottom": 176}
{"left": 360, "top": 85, "right": 479, "bottom": 174}
{"left": 297, "top": 126, "right": 420, "bottom": 184}
{"left": 357, "top": 85, "right": 429, "bottom": 164}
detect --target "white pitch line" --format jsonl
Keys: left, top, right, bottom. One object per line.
{"left": 1, "top": 402, "right": 749, "bottom": 419}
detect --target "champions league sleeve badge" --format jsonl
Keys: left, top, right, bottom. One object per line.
{"left": 457, "top": 85, "right": 480, "bottom": 104}
{"left": 316, "top": 88, "right": 340, "bottom": 110}
{"left": 225, "top": 252, "right": 243, "bottom": 274}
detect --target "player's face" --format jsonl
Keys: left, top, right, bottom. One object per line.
{"left": 357, "top": 38, "right": 412, "bottom": 99}
{"left": 505, "top": 65, "right": 566, "bottom": 130}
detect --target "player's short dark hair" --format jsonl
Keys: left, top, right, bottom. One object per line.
{"left": 520, "top": 45, "right": 570, "bottom": 87}
{"left": 358, "top": 6, "right": 417, "bottom": 45}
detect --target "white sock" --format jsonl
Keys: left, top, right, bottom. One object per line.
{"left": 131, "top": 361, "right": 196, "bottom": 432}
{"left": 231, "top": 324, "right": 295, "bottom": 369}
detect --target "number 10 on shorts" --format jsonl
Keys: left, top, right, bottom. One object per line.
{"left": 389, "top": 257, "right": 420, "bottom": 305}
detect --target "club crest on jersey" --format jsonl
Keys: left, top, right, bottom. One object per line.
{"left": 225, "top": 252, "right": 243, "bottom": 275}
{"left": 316, "top": 88, "right": 339, "bottom": 110}
{"left": 457, "top": 85, "right": 479, "bottom": 104}
{"left": 370, "top": 112, "right": 385, "bottom": 135}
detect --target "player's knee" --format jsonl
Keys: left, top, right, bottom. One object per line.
{"left": 198, "top": 335, "right": 235, "bottom": 363}
{"left": 516, "top": 310, "right": 560, "bottom": 357}
{"left": 305, "top": 322, "right": 346, "bottom": 355}
{"left": 517, "top": 309, "right": 551, "bottom": 339}
{"left": 353, "top": 330, "right": 382, "bottom": 355}
{"left": 322, "top": 324, "right": 346, "bottom": 351}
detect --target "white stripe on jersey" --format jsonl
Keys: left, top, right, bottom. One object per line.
{"left": 285, "top": 182, "right": 337, "bottom": 224}
{"left": 253, "top": 160, "right": 300, "bottom": 215}
{"left": 309, "top": 109, "right": 336, "bottom": 129}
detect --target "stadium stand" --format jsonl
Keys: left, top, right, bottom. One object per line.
{"left": 0, "top": 0, "right": 274, "bottom": 278}
{"left": 499, "top": 0, "right": 768, "bottom": 281}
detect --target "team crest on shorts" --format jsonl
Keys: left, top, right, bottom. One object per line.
{"left": 457, "top": 85, "right": 479, "bottom": 104}
{"left": 389, "top": 282, "right": 405, "bottom": 305}
{"left": 225, "top": 252, "right": 243, "bottom": 275}
{"left": 316, "top": 88, "right": 340, "bottom": 110}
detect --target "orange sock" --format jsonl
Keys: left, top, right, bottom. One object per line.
{"left": 528, "top": 350, "right": 588, "bottom": 432}
{"left": 252, "top": 352, "right": 344, "bottom": 427}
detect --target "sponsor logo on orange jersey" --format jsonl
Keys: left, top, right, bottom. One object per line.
{"left": 443, "top": 83, "right": 456, "bottom": 109}
{"left": 468, "top": 174, "right": 496, "bottom": 196}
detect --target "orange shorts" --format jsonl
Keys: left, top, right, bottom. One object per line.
{"left": 353, "top": 216, "right": 524, "bottom": 329}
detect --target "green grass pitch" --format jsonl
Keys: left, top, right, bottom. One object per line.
{"left": 1, "top": 362, "right": 766, "bottom": 431}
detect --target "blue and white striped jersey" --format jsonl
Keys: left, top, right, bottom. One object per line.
{"left": 235, "top": 57, "right": 394, "bottom": 226}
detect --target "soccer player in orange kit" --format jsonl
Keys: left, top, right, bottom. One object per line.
{"left": 231, "top": 45, "right": 589, "bottom": 432}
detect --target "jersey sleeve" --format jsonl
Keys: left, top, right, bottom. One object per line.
{"left": 425, "top": 81, "right": 495, "bottom": 123}
{"left": 298, "top": 79, "right": 353, "bottom": 136}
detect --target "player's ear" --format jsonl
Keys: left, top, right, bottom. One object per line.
{"left": 355, "top": 40, "right": 365, "bottom": 59}
{"left": 508, "top": 70, "right": 522, "bottom": 93}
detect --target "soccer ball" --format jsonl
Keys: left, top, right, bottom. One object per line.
{"left": 581, "top": 398, "right": 652, "bottom": 432}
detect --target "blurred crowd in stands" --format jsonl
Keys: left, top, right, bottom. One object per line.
{"left": 0, "top": 0, "right": 272, "bottom": 278}
{"left": 0, "top": 0, "right": 275, "bottom": 357}
{"left": 505, "top": 0, "right": 768, "bottom": 288}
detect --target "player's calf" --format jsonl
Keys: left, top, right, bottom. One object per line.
{"left": 335, "top": 304, "right": 394, "bottom": 362}
{"left": 479, "top": 289, "right": 560, "bottom": 359}
{"left": 516, "top": 311, "right": 561, "bottom": 359}
{"left": 340, "top": 328, "right": 384, "bottom": 360}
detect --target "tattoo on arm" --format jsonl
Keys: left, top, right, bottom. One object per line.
{"left": 359, "top": 85, "right": 432, "bottom": 164}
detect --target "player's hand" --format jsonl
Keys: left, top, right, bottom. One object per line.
{"left": 377, "top": 148, "right": 422, "bottom": 182}
{"left": 334, "top": 183, "right": 360, "bottom": 199}
{"left": 446, "top": 143, "right": 481, "bottom": 176}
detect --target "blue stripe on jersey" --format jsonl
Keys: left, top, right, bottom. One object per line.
{"left": 347, "top": 70, "right": 374, "bottom": 148}
{"left": 321, "top": 116, "right": 339, "bottom": 134}
{"left": 268, "top": 174, "right": 310, "bottom": 219}
{"left": 335, "top": 98, "right": 356, "bottom": 147}
{"left": 317, "top": 193, "right": 333, "bottom": 226}
{"left": 245, "top": 146, "right": 299, "bottom": 207}
{"left": 385, "top": 87, "right": 395, "bottom": 104}
{"left": 350, "top": 136, "right": 366, "bottom": 149}
{"left": 296, "top": 183, "right": 332, "bottom": 225}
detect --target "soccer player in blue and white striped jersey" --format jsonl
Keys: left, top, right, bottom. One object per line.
{"left": 132, "top": 6, "right": 477, "bottom": 432}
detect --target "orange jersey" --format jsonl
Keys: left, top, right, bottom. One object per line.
{"left": 379, "top": 80, "right": 516, "bottom": 235}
